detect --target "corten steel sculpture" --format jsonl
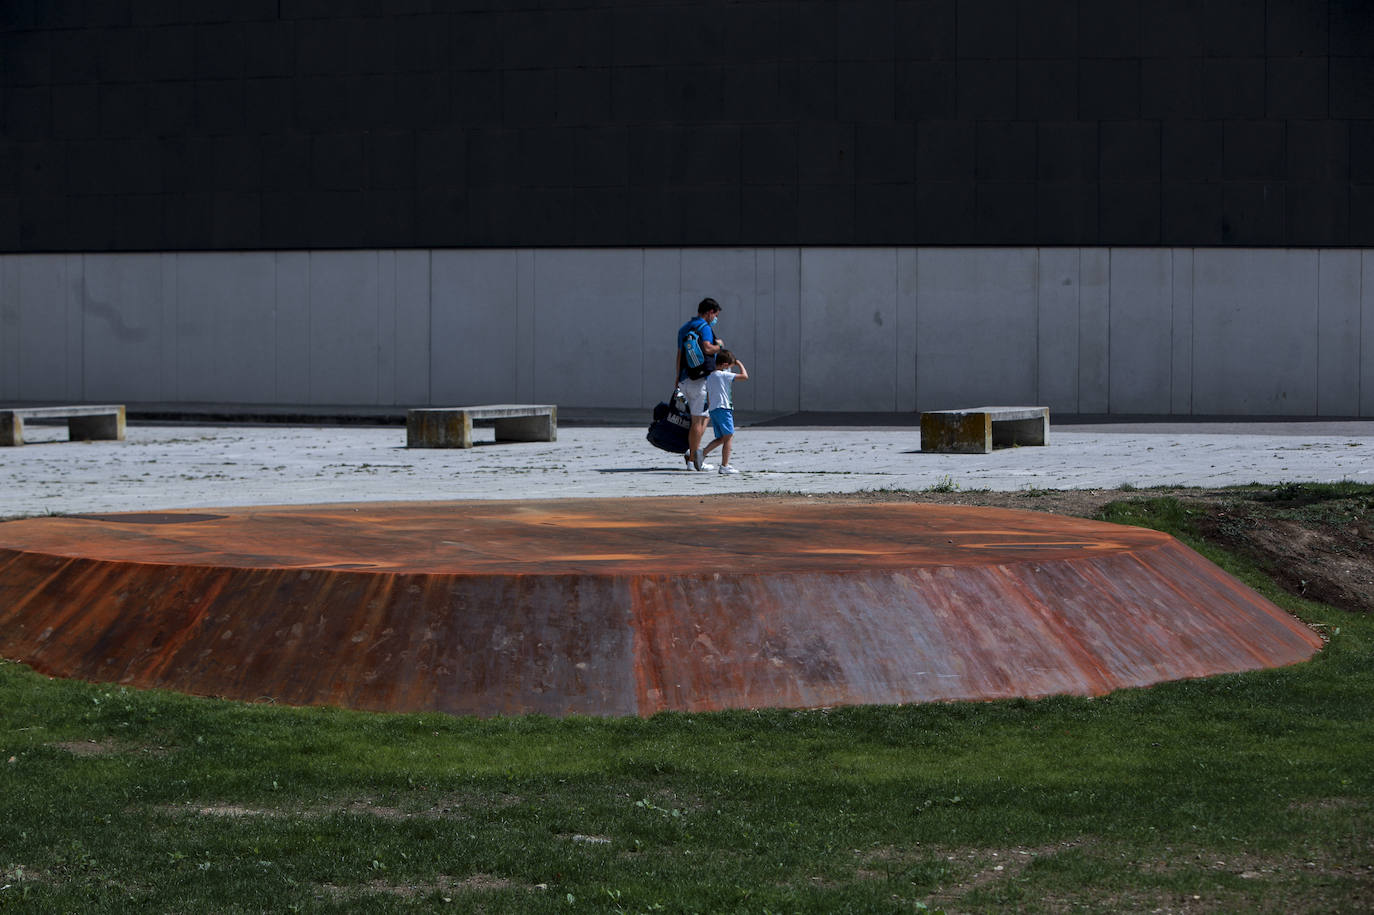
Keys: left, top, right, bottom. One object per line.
{"left": 0, "top": 498, "right": 1322, "bottom": 718}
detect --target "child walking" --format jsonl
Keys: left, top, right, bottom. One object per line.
{"left": 701, "top": 349, "right": 748, "bottom": 474}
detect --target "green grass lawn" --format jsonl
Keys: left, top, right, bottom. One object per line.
{"left": 1, "top": 497, "right": 1370, "bottom": 913}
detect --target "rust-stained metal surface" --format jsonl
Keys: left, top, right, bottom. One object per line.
{"left": 0, "top": 498, "right": 1323, "bottom": 717}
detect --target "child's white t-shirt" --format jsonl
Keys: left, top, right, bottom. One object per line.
{"left": 705, "top": 368, "right": 736, "bottom": 411}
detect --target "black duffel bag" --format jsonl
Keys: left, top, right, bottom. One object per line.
{"left": 646, "top": 392, "right": 691, "bottom": 454}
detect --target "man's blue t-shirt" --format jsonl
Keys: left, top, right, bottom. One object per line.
{"left": 677, "top": 316, "right": 716, "bottom": 382}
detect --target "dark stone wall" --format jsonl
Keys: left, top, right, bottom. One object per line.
{"left": 2, "top": 0, "right": 1371, "bottom": 252}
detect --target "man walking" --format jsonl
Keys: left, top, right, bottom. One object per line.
{"left": 675, "top": 297, "right": 723, "bottom": 471}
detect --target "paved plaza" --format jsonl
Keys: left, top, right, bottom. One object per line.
{"left": 2, "top": 417, "right": 1372, "bottom": 517}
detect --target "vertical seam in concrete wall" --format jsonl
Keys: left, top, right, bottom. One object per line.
{"left": 893, "top": 250, "right": 899, "bottom": 410}
{"left": 170, "top": 254, "right": 178, "bottom": 402}
{"left": 427, "top": 250, "right": 434, "bottom": 404}
{"left": 1075, "top": 250, "right": 1081, "bottom": 410}
{"left": 513, "top": 250, "right": 520, "bottom": 401}
{"left": 796, "top": 247, "right": 803, "bottom": 407}
{"left": 23, "top": 258, "right": 37, "bottom": 401}
{"left": 306, "top": 253, "right": 313, "bottom": 403}
{"left": 758, "top": 248, "right": 764, "bottom": 412}
{"left": 7, "top": 258, "right": 16, "bottom": 398}
{"left": 1168, "top": 248, "right": 1175, "bottom": 413}
{"left": 376, "top": 250, "right": 383, "bottom": 406}
{"left": 386, "top": 249, "right": 396, "bottom": 406}
{"left": 1189, "top": 248, "right": 1196, "bottom": 415}
{"left": 1106, "top": 248, "right": 1113, "bottom": 412}
{"left": 79, "top": 255, "right": 87, "bottom": 400}
{"left": 636, "top": 249, "right": 645, "bottom": 408}
{"left": 766, "top": 248, "right": 775, "bottom": 410}
{"left": 0, "top": 259, "right": 9, "bottom": 399}
{"left": 774, "top": 247, "right": 785, "bottom": 406}
{"left": 272, "top": 254, "right": 279, "bottom": 402}
{"left": 531, "top": 251, "right": 539, "bottom": 401}
{"left": 912, "top": 248, "right": 919, "bottom": 411}
{"left": 426, "top": 251, "right": 433, "bottom": 405}
{"left": 1316, "top": 250, "right": 1323, "bottom": 415}
{"left": 16, "top": 259, "right": 26, "bottom": 399}
{"left": 1033, "top": 249, "right": 1040, "bottom": 405}
{"left": 640, "top": 250, "right": 646, "bottom": 405}
{"left": 1075, "top": 249, "right": 1081, "bottom": 414}
{"left": 750, "top": 248, "right": 756, "bottom": 411}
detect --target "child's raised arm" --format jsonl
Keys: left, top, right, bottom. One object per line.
{"left": 733, "top": 360, "right": 748, "bottom": 380}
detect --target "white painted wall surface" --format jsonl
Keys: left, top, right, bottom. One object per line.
{"left": 0, "top": 247, "right": 1369, "bottom": 416}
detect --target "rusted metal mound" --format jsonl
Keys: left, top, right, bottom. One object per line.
{"left": 0, "top": 498, "right": 1322, "bottom": 718}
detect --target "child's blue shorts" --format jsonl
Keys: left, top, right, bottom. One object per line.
{"left": 709, "top": 407, "right": 735, "bottom": 439}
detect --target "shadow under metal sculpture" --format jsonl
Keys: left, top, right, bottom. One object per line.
{"left": 0, "top": 498, "right": 1322, "bottom": 718}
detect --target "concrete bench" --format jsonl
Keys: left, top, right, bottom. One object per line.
{"left": 1, "top": 404, "right": 126, "bottom": 447}
{"left": 406, "top": 404, "right": 557, "bottom": 449}
{"left": 920, "top": 406, "right": 1048, "bottom": 454}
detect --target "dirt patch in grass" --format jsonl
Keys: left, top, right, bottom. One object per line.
{"left": 905, "top": 842, "right": 1373, "bottom": 914}
{"left": 319, "top": 873, "right": 517, "bottom": 900}
{"left": 50, "top": 739, "right": 123, "bottom": 756}
{"left": 189, "top": 803, "right": 282, "bottom": 818}
{"left": 729, "top": 484, "right": 1374, "bottom": 615}
{"left": 50, "top": 738, "right": 170, "bottom": 757}
{"left": 172, "top": 792, "right": 527, "bottom": 822}
{"left": 1188, "top": 486, "right": 1374, "bottom": 614}
{"left": 857, "top": 841, "right": 1074, "bottom": 906}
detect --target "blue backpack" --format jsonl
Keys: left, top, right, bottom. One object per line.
{"left": 681, "top": 319, "right": 711, "bottom": 380}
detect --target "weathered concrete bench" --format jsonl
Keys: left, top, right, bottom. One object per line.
{"left": 1, "top": 404, "right": 126, "bottom": 447}
{"left": 920, "top": 406, "right": 1049, "bottom": 454}
{"left": 406, "top": 404, "right": 557, "bottom": 449}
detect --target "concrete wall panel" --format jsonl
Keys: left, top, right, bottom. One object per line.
{"left": 746, "top": 249, "right": 775, "bottom": 413}
{"left": 1317, "top": 250, "right": 1361, "bottom": 416}
{"left": 308, "top": 251, "right": 380, "bottom": 405}
{"left": 1078, "top": 249, "right": 1110, "bottom": 413}
{"left": 1171, "top": 249, "right": 1194, "bottom": 414}
{"left": 1036, "top": 248, "right": 1080, "bottom": 413}
{"left": 915, "top": 248, "right": 1037, "bottom": 409}
{"left": 1193, "top": 250, "right": 1319, "bottom": 415}
{"left": 7, "top": 256, "right": 73, "bottom": 400}
{"left": 771, "top": 247, "right": 802, "bottom": 413}
{"left": 65, "top": 256, "right": 85, "bottom": 400}
{"left": 273, "top": 252, "right": 311, "bottom": 403}
{"left": 1108, "top": 250, "right": 1173, "bottom": 414}
{"left": 515, "top": 250, "right": 536, "bottom": 404}
{"left": 431, "top": 250, "right": 519, "bottom": 406}
{"left": 175, "top": 252, "right": 276, "bottom": 403}
{"left": 375, "top": 251, "right": 398, "bottom": 406}
{"left": 393, "top": 250, "right": 431, "bottom": 406}
{"left": 1364, "top": 252, "right": 1374, "bottom": 415}
{"left": 81, "top": 254, "right": 167, "bottom": 403}
{"left": 642, "top": 249, "right": 681, "bottom": 406}
{"left": 531, "top": 249, "right": 644, "bottom": 408}
{"left": 158, "top": 255, "right": 178, "bottom": 403}
{"left": 896, "top": 249, "right": 919, "bottom": 412}
{"left": 0, "top": 258, "right": 14, "bottom": 399}
{"left": 802, "top": 248, "right": 898, "bottom": 411}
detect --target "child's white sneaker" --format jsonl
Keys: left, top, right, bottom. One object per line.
{"left": 698, "top": 462, "right": 715, "bottom": 472}
{"left": 718, "top": 464, "right": 739, "bottom": 474}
